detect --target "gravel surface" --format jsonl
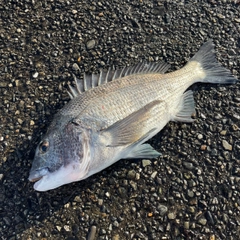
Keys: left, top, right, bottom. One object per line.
{"left": 0, "top": 0, "right": 240, "bottom": 239}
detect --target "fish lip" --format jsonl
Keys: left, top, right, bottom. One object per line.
{"left": 29, "top": 176, "right": 43, "bottom": 183}
{"left": 29, "top": 171, "right": 48, "bottom": 191}
{"left": 28, "top": 167, "right": 49, "bottom": 183}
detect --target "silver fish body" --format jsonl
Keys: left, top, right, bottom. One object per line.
{"left": 29, "top": 40, "right": 238, "bottom": 191}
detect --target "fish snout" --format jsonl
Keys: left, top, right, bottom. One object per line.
{"left": 28, "top": 167, "right": 49, "bottom": 182}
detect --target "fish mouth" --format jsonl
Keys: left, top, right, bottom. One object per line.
{"left": 28, "top": 167, "right": 49, "bottom": 184}
{"left": 29, "top": 176, "right": 43, "bottom": 183}
{"left": 29, "top": 171, "right": 48, "bottom": 191}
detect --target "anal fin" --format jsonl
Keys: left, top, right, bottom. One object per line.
{"left": 173, "top": 90, "right": 195, "bottom": 123}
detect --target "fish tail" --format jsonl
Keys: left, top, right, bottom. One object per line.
{"left": 189, "top": 39, "right": 238, "bottom": 84}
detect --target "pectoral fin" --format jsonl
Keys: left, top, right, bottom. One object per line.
{"left": 101, "top": 100, "right": 162, "bottom": 147}
{"left": 126, "top": 143, "right": 161, "bottom": 159}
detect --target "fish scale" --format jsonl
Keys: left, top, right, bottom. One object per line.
{"left": 73, "top": 76, "right": 168, "bottom": 124}
{"left": 29, "top": 40, "right": 238, "bottom": 191}
{"left": 72, "top": 73, "right": 185, "bottom": 129}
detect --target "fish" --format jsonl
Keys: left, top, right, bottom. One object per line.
{"left": 28, "top": 40, "right": 238, "bottom": 191}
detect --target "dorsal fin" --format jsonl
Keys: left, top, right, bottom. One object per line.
{"left": 68, "top": 61, "right": 171, "bottom": 98}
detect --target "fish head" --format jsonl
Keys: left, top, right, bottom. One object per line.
{"left": 28, "top": 122, "right": 91, "bottom": 191}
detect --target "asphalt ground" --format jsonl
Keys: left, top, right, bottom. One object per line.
{"left": 0, "top": 0, "right": 240, "bottom": 239}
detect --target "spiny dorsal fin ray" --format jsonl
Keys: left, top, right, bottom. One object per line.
{"left": 91, "top": 73, "right": 99, "bottom": 88}
{"left": 69, "top": 61, "right": 171, "bottom": 98}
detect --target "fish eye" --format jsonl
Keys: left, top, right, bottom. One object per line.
{"left": 39, "top": 140, "right": 49, "bottom": 154}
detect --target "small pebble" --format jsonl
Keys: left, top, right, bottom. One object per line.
{"left": 72, "top": 63, "right": 80, "bottom": 71}
{"left": 233, "top": 114, "right": 240, "bottom": 120}
{"left": 158, "top": 205, "right": 168, "bottom": 216}
{"left": 187, "top": 190, "right": 194, "bottom": 198}
{"left": 231, "top": 124, "right": 239, "bottom": 131}
{"left": 148, "top": 212, "right": 153, "bottom": 217}
{"left": 30, "top": 120, "right": 35, "bottom": 126}
{"left": 112, "top": 234, "right": 120, "bottom": 240}
{"left": 87, "top": 226, "right": 97, "bottom": 240}
{"left": 113, "top": 220, "right": 119, "bottom": 227}
{"left": 210, "top": 234, "right": 216, "bottom": 240}
{"left": 64, "top": 203, "right": 70, "bottom": 208}
{"left": 142, "top": 159, "right": 151, "bottom": 167}
{"left": 98, "top": 199, "right": 103, "bottom": 206}
{"left": 17, "top": 118, "right": 23, "bottom": 125}
{"left": 184, "top": 221, "right": 190, "bottom": 229}
{"left": 220, "top": 130, "right": 227, "bottom": 135}
{"left": 188, "top": 206, "right": 195, "bottom": 213}
{"left": 130, "top": 181, "right": 137, "bottom": 191}
{"left": 197, "top": 134, "right": 203, "bottom": 139}
{"left": 56, "top": 226, "right": 62, "bottom": 232}
{"left": 105, "top": 192, "right": 110, "bottom": 198}
{"left": 200, "top": 145, "right": 207, "bottom": 150}
{"left": 189, "top": 198, "right": 198, "bottom": 205}
{"left": 151, "top": 171, "right": 157, "bottom": 178}
{"left": 168, "top": 212, "right": 176, "bottom": 220}
{"left": 127, "top": 170, "right": 136, "bottom": 179}
{"left": 86, "top": 39, "right": 96, "bottom": 49}
{"left": 74, "top": 196, "right": 81, "bottom": 202}
{"left": 64, "top": 225, "right": 70, "bottom": 231}
{"left": 222, "top": 140, "right": 232, "bottom": 151}
{"left": 206, "top": 211, "right": 214, "bottom": 225}
{"left": 32, "top": 72, "right": 39, "bottom": 78}
{"left": 183, "top": 161, "right": 194, "bottom": 170}
{"left": 198, "top": 217, "right": 207, "bottom": 226}
{"left": 15, "top": 79, "right": 19, "bottom": 87}
{"left": 135, "top": 173, "right": 140, "bottom": 180}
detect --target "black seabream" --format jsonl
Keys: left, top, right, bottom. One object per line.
{"left": 29, "top": 40, "right": 238, "bottom": 191}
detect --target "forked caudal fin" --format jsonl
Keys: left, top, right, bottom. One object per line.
{"left": 189, "top": 39, "right": 238, "bottom": 84}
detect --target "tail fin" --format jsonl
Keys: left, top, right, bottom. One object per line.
{"left": 190, "top": 40, "right": 238, "bottom": 84}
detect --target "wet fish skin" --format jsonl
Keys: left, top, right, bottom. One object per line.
{"left": 28, "top": 40, "right": 238, "bottom": 191}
